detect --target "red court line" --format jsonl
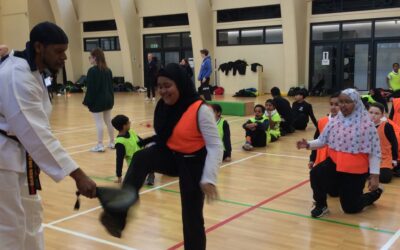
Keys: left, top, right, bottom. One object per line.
{"left": 167, "top": 179, "right": 310, "bottom": 250}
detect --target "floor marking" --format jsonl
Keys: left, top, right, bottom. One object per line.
{"left": 44, "top": 224, "right": 138, "bottom": 250}
{"left": 381, "top": 229, "right": 400, "bottom": 250}
{"left": 47, "top": 153, "right": 264, "bottom": 226}
{"left": 167, "top": 179, "right": 310, "bottom": 250}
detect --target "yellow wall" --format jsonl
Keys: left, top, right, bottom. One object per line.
{"left": 28, "top": 0, "right": 54, "bottom": 29}
{"left": 136, "top": 0, "right": 186, "bottom": 17}
{"left": 212, "top": 0, "right": 280, "bottom": 10}
{"left": 214, "top": 44, "right": 284, "bottom": 94}
{"left": 72, "top": 0, "right": 113, "bottom": 22}
{"left": 0, "top": 0, "right": 29, "bottom": 50}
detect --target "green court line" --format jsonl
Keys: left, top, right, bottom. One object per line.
{"left": 159, "top": 188, "right": 395, "bottom": 235}
{"left": 89, "top": 176, "right": 396, "bottom": 235}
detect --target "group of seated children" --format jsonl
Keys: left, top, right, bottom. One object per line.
{"left": 242, "top": 87, "right": 320, "bottom": 151}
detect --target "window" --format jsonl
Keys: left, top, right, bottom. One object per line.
{"left": 265, "top": 27, "right": 283, "bottom": 43}
{"left": 312, "top": 0, "right": 400, "bottom": 15}
{"left": 144, "top": 35, "right": 162, "bottom": 49}
{"left": 164, "top": 33, "right": 181, "bottom": 48}
{"left": 342, "top": 22, "right": 372, "bottom": 39}
{"left": 312, "top": 24, "right": 340, "bottom": 40}
{"left": 217, "top": 5, "right": 281, "bottom": 23}
{"left": 83, "top": 20, "right": 117, "bottom": 32}
{"left": 217, "top": 30, "right": 240, "bottom": 46}
{"left": 83, "top": 37, "right": 120, "bottom": 52}
{"left": 143, "top": 14, "right": 189, "bottom": 28}
{"left": 375, "top": 19, "right": 400, "bottom": 38}
{"left": 182, "top": 33, "right": 192, "bottom": 48}
{"left": 217, "top": 26, "right": 283, "bottom": 46}
{"left": 241, "top": 28, "right": 264, "bottom": 45}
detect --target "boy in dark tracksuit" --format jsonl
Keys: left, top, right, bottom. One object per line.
{"left": 292, "top": 89, "right": 318, "bottom": 130}
{"left": 111, "top": 115, "right": 155, "bottom": 185}
{"left": 242, "top": 104, "right": 269, "bottom": 151}
{"left": 270, "top": 87, "right": 294, "bottom": 135}
{"left": 212, "top": 104, "right": 232, "bottom": 162}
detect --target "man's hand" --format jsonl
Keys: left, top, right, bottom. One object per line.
{"left": 70, "top": 168, "right": 97, "bottom": 198}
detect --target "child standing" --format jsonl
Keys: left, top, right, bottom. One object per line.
{"left": 292, "top": 89, "right": 318, "bottom": 130}
{"left": 212, "top": 104, "right": 232, "bottom": 162}
{"left": 264, "top": 99, "right": 281, "bottom": 143}
{"left": 309, "top": 92, "right": 340, "bottom": 169}
{"left": 242, "top": 105, "right": 269, "bottom": 151}
{"left": 111, "top": 115, "right": 155, "bottom": 185}
{"left": 368, "top": 103, "right": 398, "bottom": 183}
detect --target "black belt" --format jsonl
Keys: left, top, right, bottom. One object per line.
{"left": 0, "top": 129, "right": 42, "bottom": 195}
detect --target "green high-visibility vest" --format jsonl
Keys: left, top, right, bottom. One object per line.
{"left": 361, "top": 94, "right": 376, "bottom": 104}
{"left": 115, "top": 129, "right": 141, "bottom": 165}
{"left": 217, "top": 118, "right": 225, "bottom": 151}
{"left": 264, "top": 112, "right": 281, "bottom": 143}
{"left": 388, "top": 71, "right": 400, "bottom": 91}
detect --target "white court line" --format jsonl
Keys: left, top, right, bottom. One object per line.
{"left": 381, "top": 229, "right": 400, "bottom": 250}
{"left": 47, "top": 153, "right": 263, "bottom": 226}
{"left": 44, "top": 224, "right": 138, "bottom": 250}
{"left": 53, "top": 117, "right": 153, "bottom": 135}
{"left": 232, "top": 149, "right": 308, "bottom": 160}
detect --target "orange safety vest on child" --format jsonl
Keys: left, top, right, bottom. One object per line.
{"left": 377, "top": 122, "right": 393, "bottom": 169}
{"left": 167, "top": 100, "right": 206, "bottom": 154}
{"left": 314, "top": 116, "right": 329, "bottom": 166}
{"left": 392, "top": 98, "right": 400, "bottom": 126}
{"left": 328, "top": 148, "right": 369, "bottom": 174}
{"left": 387, "top": 118, "right": 400, "bottom": 161}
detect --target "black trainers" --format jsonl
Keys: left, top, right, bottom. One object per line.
{"left": 311, "top": 205, "right": 329, "bottom": 218}
{"left": 365, "top": 186, "right": 384, "bottom": 206}
{"left": 393, "top": 167, "right": 400, "bottom": 177}
{"left": 146, "top": 173, "right": 155, "bottom": 186}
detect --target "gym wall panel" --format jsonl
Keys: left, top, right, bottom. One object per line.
{"left": 73, "top": 0, "right": 114, "bottom": 22}
{"left": 214, "top": 44, "right": 284, "bottom": 94}
{"left": 1, "top": 0, "right": 27, "bottom": 15}
{"left": 136, "top": 0, "right": 187, "bottom": 17}
{"left": 81, "top": 31, "right": 124, "bottom": 78}
{"left": 212, "top": 0, "right": 281, "bottom": 11}
{"left": 28, "top": 0, "right": 55, "bottom": 29}
{"left": 2, "top": 14, "right": 29, "bottom": 49}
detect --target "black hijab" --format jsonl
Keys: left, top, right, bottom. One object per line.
{"left": 153, "top": 63, "right": 201, "bottom": 144}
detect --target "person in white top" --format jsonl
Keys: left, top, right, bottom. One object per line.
{"left": 0, "top": 22, "right": 96, "bottom": 250}
{"left": 100, "top": 63, "right": 222, "bottom": 250}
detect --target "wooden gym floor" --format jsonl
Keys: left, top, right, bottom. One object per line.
{"left": 40, "top": 93, "right": 400, "bottom": 250}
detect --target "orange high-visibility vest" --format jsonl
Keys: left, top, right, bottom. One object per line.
{"left": 328, "top": 148, "right": 369, "bottom": 174}
{"left": 387, "top": 119, "right": 400, "bottom": 160}
{"left": 392, "top": 98, "right": 400, "bottom": 126}
{"left": 167, "top": 100, "right": 206, "bottom": 154}
{"left": 314, "top": 116, "right": 329, "bottom": 166}
{"left": 377, "top": 122, "right": 393, "bottom": 169}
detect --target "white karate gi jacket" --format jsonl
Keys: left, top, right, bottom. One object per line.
{"left": 0, "top": 53, "right": 78, "bottom": 181}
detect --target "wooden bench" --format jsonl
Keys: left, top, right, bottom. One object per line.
{"left": 207, "top": 100, "right": 254, "bottom": 116}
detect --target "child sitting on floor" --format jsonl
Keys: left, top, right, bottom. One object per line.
{"left": 264, "top": 99, "right": 281, "bottom": 143}
{"left": 242, "top": 105, "right": 269, "bottom": 151}
{"left": 368, "top": 103, "right": 398, "bottom": 183}
{"left": 111, "top": 115, "right": 155, "bottom": 185}
{"left": 212, "top": 104, "right": 232, "bottom": 162}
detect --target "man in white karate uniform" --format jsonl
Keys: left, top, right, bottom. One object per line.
{"left": 0, "top": 22, "right": 97, "bottom": 250}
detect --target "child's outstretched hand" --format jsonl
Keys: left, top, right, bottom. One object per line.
{"left": 114, "top": 177, "right": 122, "bottom": 184}
{"left": 296, "top": 139, "right": 309, "bottom": 149}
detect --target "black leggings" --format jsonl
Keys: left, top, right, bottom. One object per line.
{"left": 146, "top": 84, "right": 156, "bottom": 98}
{"left": 123, "top": 145, "right": 206, "bottom": 250}
{"left": 310, "top": 158, "right": 379, "bottom": 213}
{"left": 293, "top": 114, "right": 308, "bottom": 130}
{"left": 380, "top": 168, "right": 393, "bottom": 183}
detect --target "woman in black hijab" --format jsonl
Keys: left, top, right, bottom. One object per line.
{"left": 100, "top": 63, "right": 222, "bottom": 250}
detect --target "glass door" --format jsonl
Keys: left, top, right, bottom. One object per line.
{"left": 375, "top": 41, "right": 400, "bottom": 89}
{"left": 310, "top": 44, "right": 339, "bottom": 94}
{"left": 341, "top": 42, "right": 371, "bottom": 90}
